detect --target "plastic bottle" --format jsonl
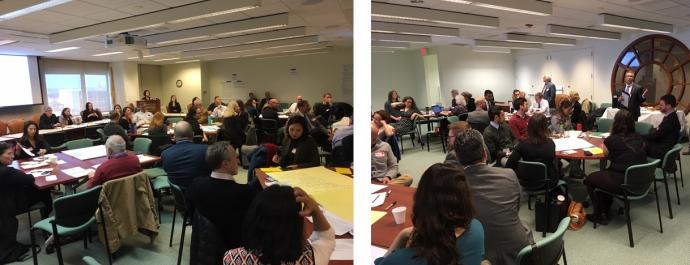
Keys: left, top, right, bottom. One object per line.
{"left": 207, "top": 115, "right": 213, "bottom": 125}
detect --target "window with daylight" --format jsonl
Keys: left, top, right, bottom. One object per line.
{"left": 42, "top": 59, "right": 112, "bottom": 113}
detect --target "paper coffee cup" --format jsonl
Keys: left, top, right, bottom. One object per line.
{"left": 392, "top": 206, "right": 406, "bottom": 225}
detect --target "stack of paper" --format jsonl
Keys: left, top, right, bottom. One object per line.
{"left": 553, "top": 138, "right": 594, "bottom": 152}
{"left": 62, "top": 167, "right": 90, "bottom": 178}
{"left": 62, "top": 145, "right": 107, "bottom": 160}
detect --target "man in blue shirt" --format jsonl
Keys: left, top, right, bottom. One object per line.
{"left": 161, "top": 121, "right": 210, "bottom": 189}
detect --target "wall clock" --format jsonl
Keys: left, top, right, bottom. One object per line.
{"left": 176, "top": 79, "right": 183, "bottom": 88}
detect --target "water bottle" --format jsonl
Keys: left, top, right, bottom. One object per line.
{"left": 207, "top": 115, "right": 213, "bottom": 125}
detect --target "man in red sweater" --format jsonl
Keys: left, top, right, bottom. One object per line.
{"left": 86, "top": 135, "right": 142, "bottom": 188}
{"left": 509, "top": 98, "right": 529, "bottom": 140}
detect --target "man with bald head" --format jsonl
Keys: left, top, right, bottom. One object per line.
{"left": 287, "top": 95, "right": 302, "bottom": 114}
{"left": 86, "top": 135, "right": 142, "bottom": 188}
{"left": 261, "top": 98, "right": 280, "bottom": 121}
{"left": 161, "top": 121, "right": 211, "bottom": 188}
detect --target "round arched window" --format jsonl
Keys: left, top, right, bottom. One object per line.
{"left": 611, "top": 34, "right": 690, "bottom": 112}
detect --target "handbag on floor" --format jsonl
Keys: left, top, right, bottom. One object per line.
{"left": 567, "top": 201, "right": 587, "bottom": 230}
{"left": 535, "top": 194, "right": 569, "bottom": 233}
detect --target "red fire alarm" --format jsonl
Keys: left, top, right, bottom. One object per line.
{"left": 420, "top": 47, "right": 427, "bottom": 56}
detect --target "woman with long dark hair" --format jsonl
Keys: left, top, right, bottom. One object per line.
{"left": 384, "top": 90, "right": 402, "bottom": 117}
{"left": 81, "top": 102, "right": 102, "bottom": 122}
{"left": 584, "top": 109, "right": 646, "bottom": 225}
{"left": 391, "top": 96, "right": 424, "bottom": 144}
{"left": 187, "top": 96, "right": 201, "bottom": 112}
{"left": 245, "top": 98, "right": 259, "bottom": 119}
{"left": 15, "top": 121, "right": 50, "bottom": 159}
{"left": 167, "top": 95, "right": 182, "bottom": 113}
{"left": 375, "top": 163, "right": 485, "bottom": 265}
{"left": 272, "top": 116, "right": 320, "bottom": 169}
{"left": 223, "top": 185, "right": 334, "bottom": 265}
{"left": 505, "top": 113, "right": 557, "bottom": 178}
{"left": 185, "top": 106, "right": 208, "bottom": 142}
{"left": 549, "top": 98, "right": 574, "bottom": 134}
{"left": 59, "top": 107, "right": 75, "bottom": 126}
{"left": 120, "top": 106, "right": 134, "bottom": 132}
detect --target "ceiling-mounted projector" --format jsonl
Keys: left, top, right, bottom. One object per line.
{"left": 105, "top": 32, "right": 147, "bottom": 50}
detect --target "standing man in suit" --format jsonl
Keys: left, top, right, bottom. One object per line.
{"left": 616, "top": 71, "right": 647, "bottom": 120}
{"left": 542, "top": 75, "right": 557, "bottom": 114}
{"left": 644, "top": 94, "right": 680, "bottom": 159}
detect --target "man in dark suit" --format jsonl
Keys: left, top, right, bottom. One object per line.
{"left": 454, "top": 129, "right": 533, "bottom": 265}
{"left": 542, "top": 75, "right": 556, "bottom": 111}
{"left": 261, "top": 98, "right": 279, "bottom": 121}
{"left": 161, "top": 121, "right": 211, "bottom": 189}
{"left": 615, "top": 71, "right": 647, "bottom": 120}
{"left": 313, "top": 92, "right": 334, "bottom": 125}
{"left": 644, "top": 94, "right": 680, "bottom": 159}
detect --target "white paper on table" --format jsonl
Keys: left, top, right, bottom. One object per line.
{"left": 19, "top": 145, "right": 35, "bottom": 157}
{"left": 62, "top": 167, "right": 90, "bottom": 178}
{"left": 92, "top": 164, "right": 100, "bottom": 169}
{"left": 29, "top": 169, "right": 52, "bottom": 177}
{"left": 371, "top": 192, "right": 387, "bottom": 208}
{"left": 57, "top": 160, "right": 66, "bottom": 165}
{"left": 561, "top": 150, "right": 577, "bottom": 155}
{"left": 137, "top": 154, "right": 156, "bottom": 163}
{"left": 307, "top": 208, "right": 353, "bottom": 236}
{"left": 45, "top": 175, "right": 57, "bottom": 181}
{"left": 62, "top": 145, "right": 107, "bottom": 160}
{"left": 371, "top": 246, "right": 388, "bottom": 263}
{"left": 370, "top": 184, "right": 386, "bottom": 194}
{"left": 330, "top": 239, "right": 353, "bottom": 261}
{"left": 553, "top": 138, "right": 594, "bottom": 152}
{"left": 20, "top": 161, "right": 48, "bottom": 169}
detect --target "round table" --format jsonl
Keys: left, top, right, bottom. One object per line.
{"left": 554, "top": 136, "right": 607, "bottom": 160}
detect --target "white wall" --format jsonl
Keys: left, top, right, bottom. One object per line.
{"left": 371, "top": 50, "right": 426, "bottom": 110}
{"left": 160, "top": 62, "right": 202, "bottom": 110}
{"left": 435, "top": 45, "right": 515, "bottom": 104}
{"left": 515, "top": 48, "right": 594, "bottom": 101}
{"left": 202, "top": 48, "right": 353, "bottom": 106}
{"left": 110, "top": 61, "right": 140, "bottom": 106}
{"left": 139, "top": 64, "right": 162, "bottom": 101}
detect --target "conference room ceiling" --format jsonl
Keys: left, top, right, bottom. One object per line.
{"left": 0, "top": 0, "right": 353, "bottom": 64}
{"left": 372, "top": 0, "right": 690, "bottom": 51}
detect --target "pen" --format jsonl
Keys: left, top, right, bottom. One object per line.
{"left": 384, "top": 201, "right": 397, "bottom": 211}
{"left": 372, "top": 194, "right": 380, "bottom": 203}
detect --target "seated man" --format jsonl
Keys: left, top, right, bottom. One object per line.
{"left": 161, "top": 121, "right": 210, "bottom": 189}
{"left": 371, "top": 125, "right": 412, "bottom": 186}
{"left": 509, "top": 97, "right": 529, "bottom": 140}
{"left": 261, "top": 98, "right": 279, "bottom": 121}
{"left": 208, "top": 96, "right": 227, "bottom": 119}
{"left": 287, "top": 95, "right": 302, "bottom": 114}
{"left": 645, "top": 94, "right": 681, "bottom": 159}
{"left": 467, "top": 97, "right": 489, "bottom": 128}
{"left": 187, "top": 141, "right": 259, "bottom": 250}
{"left": 528, "top": 92, "right": 550, "bottom": 117}
{"left": 86, "top": 135, "right": 142, "bottom": 188}
{"left": 313, "top": 92, "right": 334, "bottom": 125}
{"left": 455, "top": 129, "right": 533, "bottom": 265}
{"left": 483, "top": 107, "right": 515, "bottom": 165}
{"left": 132, "top": 102, "right": 153, "bottom": 129}
{"left": 39, "top": 106, "right": 61, "bottom": 129}
{"left": 102, "top": 111, "right": 131, "bottom": 147}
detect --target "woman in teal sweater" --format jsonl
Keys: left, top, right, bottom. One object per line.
{"left": 375, "top": 163, "right": 485, "bottom": 265}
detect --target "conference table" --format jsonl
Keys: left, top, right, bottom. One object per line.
{"left": 603, "top": 107, "right": 688, "bottom": 134}
{"left": 256, "top": 167, "right": 353, "bottom": 265}
{"left": 0, "top": 119, "right": 111, "bottom": 143}
{"left": 13, "top": 145, "right": 160, "bottom": 190}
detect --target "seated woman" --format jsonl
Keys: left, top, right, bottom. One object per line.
{"left": 391, "top": 96, "right": 425, "bottom": 144}
{"left": 81, "top": 102, "right": 102, "bottom": 122}
{"left": 223, "top": 186, "right": 335, "bottom": 265}
{"left": 372, "top": 110, "right": 395, "bottom": 141}
{"left": 112, "top": 104, "right": 122, "bottom": 116}
{"left": 167, "top": 95, "right": 182, "bottom": 113}
{"left": 148, "top": 112, "right": 167, "bottom": 136}
{"left": 549, "top": 98, "right": 574, "bottom": 134}
{"left": 59, "top": 108, "right": 75, "bottom": 126}
{"left": 102, "top": 111, "right": 130, "bottom": 147}
{"left": 15, "top": 121, "right": 50, "bottom": 159}
{"left": 375, "top": 163, "right": 485, "bottom": 265}
{"left": 222, "top": 101, "right": 248, "bottom": 151}
{"left": 505, "top": 113, "right": 557, "bottom": 180}
{"left": 120, "top": 107, "right": 134, "bottom": 133}
{"left": 584, "top": 109, "right": 646, "bottom": 225}
{"left": 142, "top": 89, "right": 152, "bottom": 101}
{"left": 569, "top": 91, "right": 585, "bottom": 127}
{"left": 450, "top": 93, "right": 469, "bottom": 116}
{"left": 272, "top": 116, "right": 320, "bottom": 169}
{"left": 187, "top": 96, "right": 202, "bottom": 112}
{"left": 384, "top": 90, "right": 403, "bottom": 118}
{"left": 185, "top": 106, "right": 208, "bottom": 142}
{"left": 39, "top": 106, "right": 61, "bottom": 129}
{"left": 0, "top": 142, "right": 53, "bottom": 263}
{"left": 245, "top": 98, "right": 259, "bottom": 120}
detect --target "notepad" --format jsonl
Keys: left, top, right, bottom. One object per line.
{"left": 371, "top": 211, "right": 387, "bottom": 225}
{"left": 334, "top": 167, "right": 352, "bottom": 175}
{"left": 587, "top": 147, "right": 604, "bottom": 155}
{"left": 260, "top": 167, "right": 282, "bottom": 172}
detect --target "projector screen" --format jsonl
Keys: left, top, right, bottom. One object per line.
{"left": 0, "top": 55, "right": 42, "bottom": 108}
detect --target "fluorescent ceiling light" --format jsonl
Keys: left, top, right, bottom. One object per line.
{"left": 175, "top": 59, "right": 200, "bottom": 63}
{"left": 598, "top": 13, "right": 673, "bottom": 34}
{"left": 199, "top": 43, "right": 329, "bottom": 61}
{"left": 439, "top": 0, "right": 551, "bottom": 16}
{"left": 154, "top": 57, "right": 180, "bottom": 62}
{"left": 145, "top": 13, "right": 289, "bottom": 45}
{"left": 371, "top": 32, "right": 431, "bottom": 43}
{"left": 372, "top": 2, "right": 499, "bottom": 28}
{"left": 504, "top": 33, "right": 575, "bottom": 46}
{"left": 473, "top": 47, "right": 511, "bottom": 53}
{"left": 49, "top": 0, "right": 261, "bottom": 44}
{"left": 0, "top": 40, "right": 18, "bottom": 46}
{"left": 547, "top": 24, "right": 621, "bottom": 40}
{"left": 0, "top": 0, "right": 71, "bottom": 21}
{"left": 372, "top": 21, "right": 460, "bottom": 37}
{"left": 256, "top": 51, "right": 328, "bottom": 60}
{"left": 149, "top": 27, "right": 306, "bottom": 55}
{"left": 92, "top": 51, "right": 123, "bottom": 56}
{"left": 127, "top": 55, "right": 155, "bottom": 59}
{"left": 474, "top": 39, "right": 542, "bottom": 49}
{"left": 45, "top": 46, "right": 80, "bottom": 53}
{"left": 372, "top": 40, "right": 409, "bottom": 49}
{"left": 181, "top": 35, "right": 319, "bottom": 58}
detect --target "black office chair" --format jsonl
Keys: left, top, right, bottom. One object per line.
{"left": 168, "top": 181, "right": 191, "bottom": 265}
{"left": 469, "top": 121, "right": 488, "bottom": 133}
{"left": 517, "top": 160, "right": 568, "bottom": 237}
{"left": 258, "top": 118, "right": 279, "bottom": 144}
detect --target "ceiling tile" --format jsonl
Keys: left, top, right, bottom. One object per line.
{"left": 116, "top": 0, "right": 169, "bottom": 15}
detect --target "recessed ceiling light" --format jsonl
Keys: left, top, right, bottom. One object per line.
{"left": 598, "top": 13, "right": 673, "bottom": 33}
{"left": 92, "top": 51, "right": 123, "bottom": 56}
{"left": 440, "top": 0, "right": 552, "bottom": 16}
{"left": 372, "top": 21, "right": 460, "bottom": 37}
{"left": 504, "top": 33, "right": 576, "bottom": 46}
{"left": 0, "top": 0, "right": 72, "bottom": 21}
{"left": 547, "top": 24, "right": 621, "bottom": 40}
{"left": 175, "top": 59, "right": 200, "bottom": 63}
{"left": 474, "top": 39, "right": 542, "bottom": 49}
{"left": 0, "top": 40, "right": 18, "bottom": 46}
{"left": 45, "top": 46, "right": 80, "bottom": 53}
{"left": 154, "top": 57, "right": 181, "bottom": 62}
{"left": 372, "top": 2, "right": 499, "bottom": 28}
{"left": 127, "top": 55, "right": 156, "bottom": 59}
